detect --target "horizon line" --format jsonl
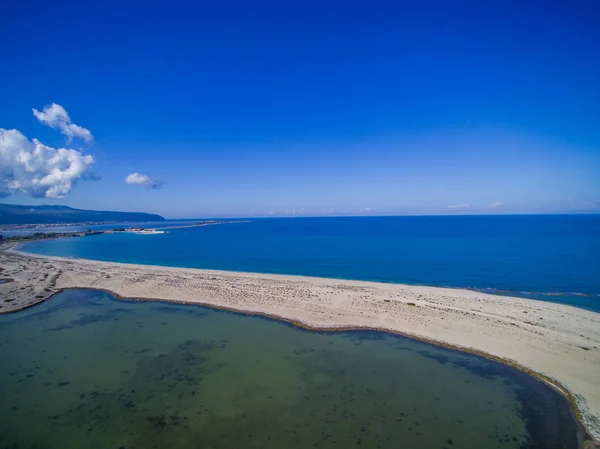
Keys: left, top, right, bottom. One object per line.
{"left": 170, "top": 212, "right": 600, "bottom": 220}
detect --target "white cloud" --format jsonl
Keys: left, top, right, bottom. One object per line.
{"left": 125, "top": 172, "right": 163, "bottom": 189}
{"left": 33, "top": 103, "right": 93, "bottom": 143}
{"left": 125, "top": 173, "right": 151, "bottom": 185}
{"left": 487, "top": 201, "right": 503, "bottom": 208}
{"left": 0, "top": 128, "right": 96, "bottom": 198}
{"left": 447, "top": 203, "right": 470, "bottom": 209}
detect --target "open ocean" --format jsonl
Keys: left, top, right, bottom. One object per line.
{"left": 21, "top": 215, "right": 600, "bottom": 312}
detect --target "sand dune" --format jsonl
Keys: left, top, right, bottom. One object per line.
{"left": 1, "top": 242, "right": 599, "bottom": 443}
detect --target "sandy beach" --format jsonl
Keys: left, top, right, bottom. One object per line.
{"left": 1, "top": 242, "right": 599, "bottom": 444}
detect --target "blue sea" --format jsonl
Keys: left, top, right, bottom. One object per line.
{"left": 21, "top": 215, "right": 600, "bottom": 312}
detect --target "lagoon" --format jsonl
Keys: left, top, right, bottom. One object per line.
{"left": 0, "top": 289, "right": 584, "bottom": 448}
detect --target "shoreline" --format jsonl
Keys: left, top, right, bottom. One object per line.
{"left": 15, "top": 240, "right": 600, "bottom": 313}
{"left": 1, "top": 243, "right": 599, "bottom": 444}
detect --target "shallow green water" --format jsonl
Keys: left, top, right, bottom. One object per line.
{"left": 0, "top": 290, "right": 584, "bottom": 449}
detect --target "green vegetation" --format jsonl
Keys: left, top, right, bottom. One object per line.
{"left": 0, "top": 203, "right": 165, "bottom": 225}
{"left": 1, "top": 232, "right": 84, "bottom": 242}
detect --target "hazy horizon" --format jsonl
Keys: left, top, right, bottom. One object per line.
{"left": 2, "top": 201, "right": 600, "bottom": 221}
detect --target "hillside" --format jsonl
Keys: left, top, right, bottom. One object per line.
{"left": 0, "top": 203, "right": 165, "bottom": 225}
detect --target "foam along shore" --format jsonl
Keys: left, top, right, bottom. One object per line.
{"left": 1, "top": 243, "right": 599, "bottom": 443}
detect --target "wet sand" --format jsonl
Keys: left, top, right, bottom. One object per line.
{"left": 1, "top": 242, "right": 599, "bottom": 443}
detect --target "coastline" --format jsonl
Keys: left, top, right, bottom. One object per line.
{"left": 1, "top": 242, "right": 599, "bottom": 444}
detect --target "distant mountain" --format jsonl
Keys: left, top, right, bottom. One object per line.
{"left": 0, "top": 203, "right": 165, "bottom": 225}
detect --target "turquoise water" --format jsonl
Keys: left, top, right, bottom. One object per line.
{"left": 0, "top": 290, "right": 585, "bottom": 448}
{"left": 22, "top": 215, "right": 600, "bottom": 311}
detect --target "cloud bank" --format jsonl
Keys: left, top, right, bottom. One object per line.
{"left": 33, "top": 103, "right": 93, "bottom": 143}
{"left": 125, "top": 172, "right": 163, "bottom": 189}
{"left": 487, "top": 201, "right": 503, "bottom": 208}
{"left": 579, "top": 202, "right": 598, "bottom": 210}
{"left": 447, "top": 203, "right": 470, "bottom": 209}
{"left": 0, "top": 128, "right": 96, "bottom": 198}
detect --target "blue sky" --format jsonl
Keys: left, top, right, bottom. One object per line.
{"left": 1, "top": 1, "right": 599, "bottom": 218}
